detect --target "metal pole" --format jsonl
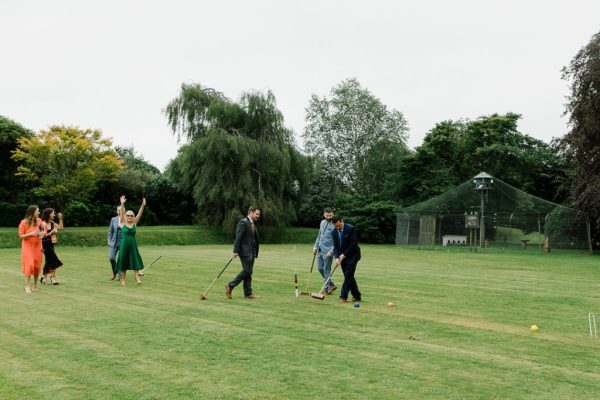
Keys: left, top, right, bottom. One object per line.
{"left": 438, "top": 215, "right": 443, "bottom": 246}
{"left": 509, "top": 213, "right": 513, "bottom": 248}
{"left": 587, "top": 218, "right": 593, "bottom": 256}
{"left": 538, "top": 214, "right": 542, "bottom": 252}
{"left": 480, "top": 191, "right": 485, "bottom": 248}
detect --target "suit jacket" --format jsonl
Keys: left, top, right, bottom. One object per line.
{"left": 108, "top": 216, "right": 122, "bottom": 247}
{"left": 233, "top": 217, "right": 259, "bottom": 258}
{"left": 332, "top": 223, "right": 361, "bottom": 265}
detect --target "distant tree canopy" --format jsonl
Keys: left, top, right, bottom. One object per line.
{"left": 398, "top": 113, "right": 568, "bottom": 206}
{"left": 300, "top": 78, "right": 409, "bottom": 241}
{"left": 0, "top": 116, "right": 33, "bottom": 200}
{"left": 114, "top": 145, "right": 160, "bottom": 198}
{"left": 558, "top": 30, "right": 600, "bottom": 226}
{"left": 11, "top": 125, "right": 124, "bottom": 210}
{"left": 165, "top": 83, "right": 309, "bottom": 229}
{"left": 303, "top": 78, "right": 409, "bottom": 192}
{"left": 0, "top": 116, "right": 34, "bottom": 225}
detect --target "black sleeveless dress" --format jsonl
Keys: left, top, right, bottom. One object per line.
{"left": 42, "top": 221, "right": 63, "bottom": 274}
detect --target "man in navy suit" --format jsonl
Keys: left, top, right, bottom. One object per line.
{"left": 225, "top": 206, "right": 261, "bottom": 299}
{"left": 331, "top": 215, "right": 362, "bottom": 303}
{"left": 107, "top": 206, "right": 122, "bottom": 280}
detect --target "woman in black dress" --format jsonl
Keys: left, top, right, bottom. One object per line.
{"left": 40, "top": 208, "right": 64, "bottom": 285}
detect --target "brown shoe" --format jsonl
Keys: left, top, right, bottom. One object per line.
{"left": 224, "top": 284, "right": 232, "bottom": 299}
{"left": 327, "top": 285, "right": 338, "bottom": 295}
{"left": 352, "top": 297, "right": 361, "bottom": 302}
{"left": 245, "top": 294, "right": 261, "bottom": 299}
{"left": 339, "top": 298, "right": 347, "bottom": 303}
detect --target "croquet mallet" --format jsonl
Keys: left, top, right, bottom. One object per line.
{"left": 138, "top": 255, "right": 162, "bottom": 276}
{"left": 199, "top": 258, "right": 234, "bottom": 300}
{"left": 300, "top": 252, "right": 317, "bottom": 296}
{"left": 310, "top": 263, "right": 339, "bottom": 300}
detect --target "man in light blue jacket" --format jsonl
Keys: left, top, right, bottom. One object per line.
{"left": 107, "top": 206, "right": 122, "bottom": 280}
{"left": 312, "top": 207, "right": 337, "bottom": 294}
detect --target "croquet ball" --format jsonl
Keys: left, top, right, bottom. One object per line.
{"left": 354, "top": 303, "right": 360, "bottom": 308}
{"left": 387, "top": 302, "right": 394, "bottom": 308}
{"left": 530, "top": 324, "right": 539, "bottom": 332}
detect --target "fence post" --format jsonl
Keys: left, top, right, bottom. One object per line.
{"left": 587, "top": 218, "right": 593, "bottom": 256}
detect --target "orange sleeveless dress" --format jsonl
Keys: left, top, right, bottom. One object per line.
{"left": 19, "top": 218, "right": 44, "bottom": 275}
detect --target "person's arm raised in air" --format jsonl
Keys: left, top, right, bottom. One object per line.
{"left": 134, "top": 198, "right": 146, "bottom": 225}
{"left": 119, "top": 195, "right": 126, "bottom": 227}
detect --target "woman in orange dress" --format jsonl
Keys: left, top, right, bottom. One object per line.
{"left": 18, "top": 205, "right": 44, "bottom": 293}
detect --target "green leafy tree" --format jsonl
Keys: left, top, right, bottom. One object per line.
{"left": 294, "top": 158, "right": 338, "bottom": 227}
{"left": 0, "top": 116, "right": 34, "bottom": 198}
{"left": 144, "top": 173, "right": 195, "bottom": 225}
{"left": 399, "top": 114, "right": 567, "bottom": 206}
{"left": 165, "top": 83, "right": 309, "bottom": 229}
{"left": 558, "top": 30, "right": 600, "bottom": 226}
{"left": 92, "top": 145, "right": 163, "bottom": 226}
{"left": 114, "top": 145, "right": 160, "bottom": 198}
{"left": 303, "top": 78, "right": 409, "bottom": 191}
{"left": 335, "top": 192, "right": 398, "bottom": 243}
{"left": 0, "top": 116, "right": 34, "bottom": 225}
{"left": 11, "top": 125, "right": 124, "bottom": 210}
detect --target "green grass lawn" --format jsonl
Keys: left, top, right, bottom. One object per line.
{"left": 1, "top": 245, "right": 599, "bottom": 399}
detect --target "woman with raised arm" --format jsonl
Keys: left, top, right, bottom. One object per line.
{"left": 40, "top": 208, "right": 64, "bottom": 285}
{"left": 18, "top": 205, "right": 44, "bottom": 293}
{"left": 116, "top": 195, "right": 146, "bottom": 286}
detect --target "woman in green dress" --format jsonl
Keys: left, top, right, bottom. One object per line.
{"left": 117, "top": 195, "right": 146, "bottom": 286}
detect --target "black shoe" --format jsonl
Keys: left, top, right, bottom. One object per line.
{"left": 40, "top": 277, "right": 46, "bottom": 285}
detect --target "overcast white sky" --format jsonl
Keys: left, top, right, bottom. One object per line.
{"left": 1, "top": 1, "right": 599, "bottom": 170}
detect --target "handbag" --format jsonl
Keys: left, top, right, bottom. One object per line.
{"left": 50, "top": 221, "right": 58, "bottom": 244}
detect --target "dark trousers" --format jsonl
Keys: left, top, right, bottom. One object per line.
{"left": 340, "top": 262, "right": 361, "bottom": 300}
{"left": 228, "top": 256, "right": 254, "bottom": 296}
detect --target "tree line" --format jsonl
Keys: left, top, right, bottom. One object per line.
{"left": 1, "top": 30, "right": 599, "bottom": 243}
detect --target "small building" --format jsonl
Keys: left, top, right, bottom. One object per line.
{"left": 442, "top": 235, "right": 467, "bottom": 246}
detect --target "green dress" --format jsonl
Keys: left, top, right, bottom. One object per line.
{"left": 117, "top": 225, "right": 144, "bottom": 271}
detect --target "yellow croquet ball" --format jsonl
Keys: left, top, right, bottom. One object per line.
{"left": 530, "top": 324, "right": 539, "bottom": 332}
{"left": 387, "top": 302, "right": 394, "bottom": 308}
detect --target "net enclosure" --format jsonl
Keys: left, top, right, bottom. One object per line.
{"left": 395, "top": 172, "right": 592, "bottom": 252}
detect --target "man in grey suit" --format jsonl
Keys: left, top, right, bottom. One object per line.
{"left": 107, "top": 206, "right": 122, "bottom": 280}
{"left": 225, "top": 206, "right": 260, "bottom": 299}
{"left": 313, "top": 207, "right": 337, "bottom": 295}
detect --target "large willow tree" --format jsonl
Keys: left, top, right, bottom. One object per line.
{"left": 165, "top": 83, "right": 309, "bottom": 228}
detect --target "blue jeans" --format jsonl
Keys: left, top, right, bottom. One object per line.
{"left": 108, "top": 245, "right": 121, "bottom": 277}
{"left": 317, "top": 251, "right": 335, "bottom": 291}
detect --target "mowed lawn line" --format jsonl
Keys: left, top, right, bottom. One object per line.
{"left": 1, "top": 245, "right": 600, "bottom": 399}
{"left": 375, "top": 248, "right": 599, "bottom": 321}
